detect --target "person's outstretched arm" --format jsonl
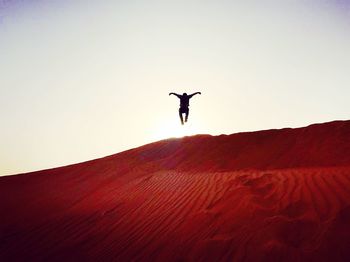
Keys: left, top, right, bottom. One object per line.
{"left": 189, "top": 92, "right": 201, "bottom": 98}
{"left": 169, "top": 92, "right": 181, "bottom": 98}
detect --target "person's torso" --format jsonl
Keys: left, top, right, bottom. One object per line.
{"left": 180, "top": 96, "right": 190, "bottom": 107}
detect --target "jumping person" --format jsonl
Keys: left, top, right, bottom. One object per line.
{"left": 169, "top": 92, "right": 201, "bottom": 125}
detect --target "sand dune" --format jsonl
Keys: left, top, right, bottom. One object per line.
{"left": 1, "top": 120, "right": 350, "bottom": 261}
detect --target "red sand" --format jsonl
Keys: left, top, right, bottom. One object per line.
{"left": 1, "top": 120, "right": 350, "bottom": 261}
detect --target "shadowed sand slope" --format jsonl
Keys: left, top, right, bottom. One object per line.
{"left": 0, "top": 120, "right": 350, "bottom": 261}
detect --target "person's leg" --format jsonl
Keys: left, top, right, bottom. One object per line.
{"left": 185, "top": 108, "right": 189, "bottom": 122}
{"left": 179, "top": 108, "right": 184, "bottom": 125}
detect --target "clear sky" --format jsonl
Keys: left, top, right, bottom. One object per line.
{"left": 1, "top": 0, "right": 349, "bottom": 176}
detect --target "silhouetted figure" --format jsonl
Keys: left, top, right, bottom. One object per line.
{"left": 169, "top": 92, "right": 201, "bottom": 125}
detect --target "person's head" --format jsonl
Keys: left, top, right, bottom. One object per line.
{"left": 183, "top": 93, "right": 187, "bottom": 96}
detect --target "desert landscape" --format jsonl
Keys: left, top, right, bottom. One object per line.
{"left": 1, "top": 120, "right": 350, "bottom": 261}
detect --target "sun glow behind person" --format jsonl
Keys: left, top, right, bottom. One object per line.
{"left": 152, "top": 119, "right": 203, "bottom": 141}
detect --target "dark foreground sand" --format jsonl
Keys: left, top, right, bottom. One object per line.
{"left": 1, "top": 120, "right": 350, "bottom": 261}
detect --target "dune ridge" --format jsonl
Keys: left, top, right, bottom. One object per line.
{"left": 0, "top": 120, "right": 350, "bottom": 261}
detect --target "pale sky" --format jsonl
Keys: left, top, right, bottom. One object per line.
{"left": 1, "top": 0, "right": 349, "bottom": 176}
